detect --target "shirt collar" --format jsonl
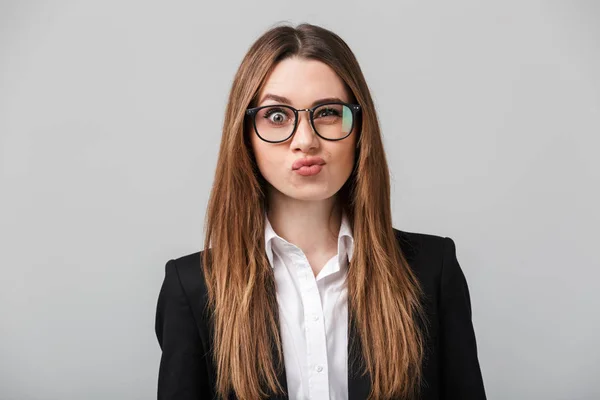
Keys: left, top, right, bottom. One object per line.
{"left": 264, "top": 210, "right": 354, "bottom": 269}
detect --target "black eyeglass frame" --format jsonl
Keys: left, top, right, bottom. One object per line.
{"left": 245, "top": 102, "right": 361, "bottom": 143}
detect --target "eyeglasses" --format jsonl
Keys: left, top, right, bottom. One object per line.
{"left": 245, "top": 102, "right": 361, "bottom": 143}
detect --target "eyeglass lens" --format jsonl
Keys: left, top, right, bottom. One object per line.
{"left": 254, "top": 103, "right": 354, "bottom": 141}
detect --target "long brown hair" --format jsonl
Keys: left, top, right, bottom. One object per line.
{"left": 202, "top": 22, "right": 427, "bottom": 400}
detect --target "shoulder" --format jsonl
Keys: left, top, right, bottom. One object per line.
{"left": 392, "top": 227, "right": 453, "bottom": 268}
{"left": 392, "top": 227, "right": 448, "bottom": 260}
{"left": 392, "top": 228, "right": 463, "bottom": 297}
{"left": 168, "top": 250, "right": 204, "bottom": 276}
{"left": 161, "top": 250, "right": 211, "bottom": 322}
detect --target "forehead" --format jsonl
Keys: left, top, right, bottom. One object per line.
{"left": 258, "top": 57, "right": 349, "bottom": 106}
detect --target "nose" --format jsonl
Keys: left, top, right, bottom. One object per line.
{"left": 291, "top": 110, "right": 318, "bottom": 150}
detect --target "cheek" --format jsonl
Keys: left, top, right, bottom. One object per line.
{"left": 251, "top": 138, "right": 266, "bottom": 167}
{"left": 251, "top": 136, "right": 280, "bottom": 180}
{"left": 333, "top": 143, "right": 356, "bottom": 174}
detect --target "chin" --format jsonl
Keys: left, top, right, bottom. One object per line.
{"left": 284, "top": 186, "right": 339, "bottom": 202}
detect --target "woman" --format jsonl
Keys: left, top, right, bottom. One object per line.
{"left": 155, "top": 23, "right": 486, "bottom": 400}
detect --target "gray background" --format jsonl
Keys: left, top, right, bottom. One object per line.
{"left": 1, "top": 1, "right": 598, "bottom": 399}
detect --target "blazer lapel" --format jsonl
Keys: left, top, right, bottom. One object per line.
{"left": 348, "top": 307, "right": 372, "bottom": 400}
{"left": 270, "top": 330, "right": 289, "bottom": 400}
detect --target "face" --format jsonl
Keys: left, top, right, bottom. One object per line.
{"left": 250, "top": 57, "right": 357, "bottom": 203}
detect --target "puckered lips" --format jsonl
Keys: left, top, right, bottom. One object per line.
{"left": 291, "top": 156, "right": 326, "bottom": 176}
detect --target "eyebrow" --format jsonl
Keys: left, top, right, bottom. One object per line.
{"left": 258, "top": 93, "right": 346, "bottom": 108}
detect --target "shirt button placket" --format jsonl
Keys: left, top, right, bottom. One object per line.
{"left": 300, "top": 265, "right": 329, "bottom": 399}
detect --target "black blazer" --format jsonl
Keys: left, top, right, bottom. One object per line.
{"left": 155, "top": 229, "right": 487, "bottom": 399}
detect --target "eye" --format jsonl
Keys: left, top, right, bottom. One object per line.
{"left": 315, "top": 105, "right": 342, "bottom": 119}
{"left": 263, "top": 107, "right": 292, "bottom": 125}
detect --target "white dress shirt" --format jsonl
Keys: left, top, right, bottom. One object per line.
{"left": 264, "top": 211, "right": 355, "bottom": 400}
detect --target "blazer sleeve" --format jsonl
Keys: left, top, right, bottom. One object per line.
{"left": 439, "top": 237, "right": 487, "bottom": 400}
{"left": 155, "top": 259, "right": 211, "bottom": 399}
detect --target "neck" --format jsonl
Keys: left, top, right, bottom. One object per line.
{"left": 266, "top": 188, "right": 342, "bottom": 257}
